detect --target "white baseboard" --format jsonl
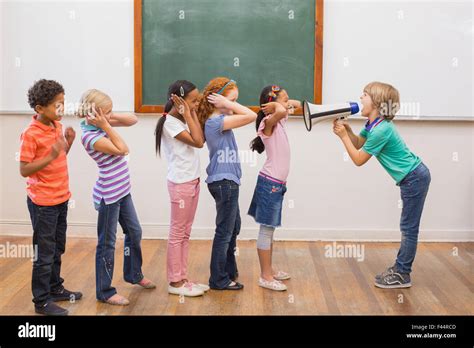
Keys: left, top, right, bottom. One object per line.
{"left": 0, "top": 220, "right": 472, "bottom": 242}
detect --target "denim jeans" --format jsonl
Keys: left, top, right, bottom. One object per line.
{"left": 396, "top": 162, "right": 431, "bottom": 274}
{"left": 96, "top": 193, "right": 144, "bottom": 301}
{"left": 27, "top": 197, "right": 68, "bottom": 307}
{"left": 207, "top": 179, "right": 241, "bottom": 289}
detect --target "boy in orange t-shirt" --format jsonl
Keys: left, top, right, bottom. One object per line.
{"left": 19, "top": 79, "right": 82, "bottom": 316}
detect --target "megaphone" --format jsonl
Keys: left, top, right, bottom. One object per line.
{"left": 302, "top": 101, "right": 360, "bottom": 131}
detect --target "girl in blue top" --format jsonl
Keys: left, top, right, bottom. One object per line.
{"left": 197, "top": 77, "right": 257, "bottom": 290}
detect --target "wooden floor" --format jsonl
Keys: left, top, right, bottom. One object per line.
{"left": 0, "top": 236, "right": 472, "bottom": 315}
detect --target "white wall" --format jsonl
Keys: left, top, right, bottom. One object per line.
{"left": 0, "top": 0, "right": 134, "bottom": 112}
{"left": 1, "top": 0, "right": 473, "bottom": 241}
{"left": 323, "top": 0, "right": 473, "bottom": 119}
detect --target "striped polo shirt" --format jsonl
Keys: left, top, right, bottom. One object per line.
{"left": 80, "top": 120, "right": 131, "bottom": 208}
{"left": 19, "top": 115, "right": 71, "bottom": 206}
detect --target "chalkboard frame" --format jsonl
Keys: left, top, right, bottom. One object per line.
{"left": 134, "top": 0, "right": 324, "bottom": 113}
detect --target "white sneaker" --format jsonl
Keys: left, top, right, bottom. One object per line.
{"left": 189, "top": 281, "right": 210, "bottom": 292}
{"left": 168, "top": 282, "right": 204, "bottom": 297}
{"left": 258, "top": 277, "right": 287, "bottom": 291}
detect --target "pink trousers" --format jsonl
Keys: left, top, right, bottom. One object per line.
{"left": 167, "top": 178, "right": 200, "bottom": 283}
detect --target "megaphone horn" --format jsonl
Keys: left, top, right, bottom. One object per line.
{"left": 303, "top": 101, "right": 360, "bottom": 131}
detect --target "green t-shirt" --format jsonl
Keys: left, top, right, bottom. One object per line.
{"left": 360, "top": 120, "right": 421, "bottom": 184}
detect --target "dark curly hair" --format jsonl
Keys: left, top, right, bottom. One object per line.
{"left": 27, "top": 79, "right": 64, "bottom": 110}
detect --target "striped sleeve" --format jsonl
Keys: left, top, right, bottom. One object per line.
{"left": 82, "top": 130, "right": 105, "bottom": 151}
{"left": 19, "top": 131, "right": 37, "bottom": 163}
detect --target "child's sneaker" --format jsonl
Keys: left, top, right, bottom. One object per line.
{"left": 168, "top": 282, "right": 204, "bottom": 297}
{"left": 258, "top": 277, "right": 287, "bottom": 291}
{"left": 375, "top": 265, "right": 396, "bottom": 281}
{"left": 35, "top": 302, "right": 68, "bottom": 316}
{"left": 375, "top": 272, "right": 411, "bottom": 289}
{"left": 188, "top": 281, "right": 210, "bottom": 292}
{"left": 273, "top": 270, "right": 291, "bottom": 281}
{"left": 50, "top": 287, "right": 83, "bottom": 302}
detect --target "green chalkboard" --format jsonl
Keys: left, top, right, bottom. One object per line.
{"left": 135, "top": 0, "right": 322, "bottom": 112}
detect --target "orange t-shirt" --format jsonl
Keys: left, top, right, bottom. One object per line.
{"left": 19, "top": 115, "right": 71, "bottom": 206}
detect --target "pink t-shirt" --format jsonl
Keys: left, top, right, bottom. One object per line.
{"left": 258, "top": 113, "right": 291, "bottom": 182}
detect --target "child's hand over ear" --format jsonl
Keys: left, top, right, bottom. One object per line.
{"left": 207, "top": 93, "right": 232, "bottom": 109}
{"left": 333, "top": 120, "right": 348, "bottom": 139}
{"left": 171, "top": 94, "right": 191, "bottom": 117}
{"left": 261, "top": 102, "right": 277, "bottom": 115}
{"left": 87, "top": 107, "right": 110, "bottom": 130}
{"left": 262, "top": 102, "right": 286, "bottom": 118}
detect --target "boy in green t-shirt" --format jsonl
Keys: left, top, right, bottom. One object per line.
{"left": 333, "top": 81, "right": 431, "bottom": 289}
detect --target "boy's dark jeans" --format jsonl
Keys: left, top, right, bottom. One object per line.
{"left": 27, "top": 197, "right": 68, "bottom": 307}
{"left": 207, "top": 179, "right": 241, "bottom": 289}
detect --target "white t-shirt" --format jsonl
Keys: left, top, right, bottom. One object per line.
{"left": 161, "top": 115, "right": 200, "bottom": 183}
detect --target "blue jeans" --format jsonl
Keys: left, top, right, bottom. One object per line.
{"left": 27, "top": 197, "right": 68, "bottom": 307}
{"left": 396, "top": 162, "right": 431, "bottom": 274}
{"left": 96, "top": 194, "right": 144, "bottom": 301}
{"left": 207, "top": 180, "right": 241, "bottom": 289}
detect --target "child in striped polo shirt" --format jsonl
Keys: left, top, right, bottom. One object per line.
{"left": 78, "top": 89, "right": 155, "bottom": 306}
{"left": 20, "top": 79, "right": 82, "bottom": 316}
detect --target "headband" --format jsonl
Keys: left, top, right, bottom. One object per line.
{"left": 216, "top": 79, "right": 236, "bottom": 95}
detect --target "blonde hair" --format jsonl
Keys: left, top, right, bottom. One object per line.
{"left": 197, "top": 77, "right": 237, "bottom": 128}
{"left": 363, "top": 82, "right": 400, "bottom": 121}
{"left": 76, "top": 89, "right": 112, "bottom": 118}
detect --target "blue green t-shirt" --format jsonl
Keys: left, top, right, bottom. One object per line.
{"left": 360, "top": 120, "right": 421, "bottom": 184}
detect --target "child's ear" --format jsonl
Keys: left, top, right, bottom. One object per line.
{"left": 34, "top": 105, "right": 44, "bottom": 114}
